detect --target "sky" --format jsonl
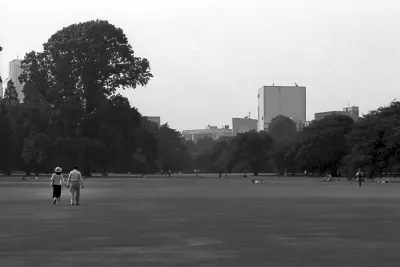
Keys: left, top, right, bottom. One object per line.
{"left": 1, "top": 0, "right": 400, "bottom": 131}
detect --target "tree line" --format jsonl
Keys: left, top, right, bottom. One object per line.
{"left": 196, "top": 103, "right": 400, "bottom": 178}
{"left": 1, "top": 20, "right": 399, "bottom": 177}
{"left": 0, "top": 20, "right": 192, "bottom": 176}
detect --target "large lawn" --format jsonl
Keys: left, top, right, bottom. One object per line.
{"left": 1, "top": 175, "right": 400, "bottom": 267}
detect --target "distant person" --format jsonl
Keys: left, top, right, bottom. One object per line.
{"left": 337, "top": 170, "right": 341, "bottom": 181}
{"left": 355, "top": 169, "right": 364, "bottom": 187}
{"left": 50, "top": 167, "right": 68, "bottom": 205}
{"left": 304, "top": 170, "right": 307, "bottom": 176}
{"left": 67, "top": 166, "right": 84, "bottom": 205}
{"left": 161, "top": 170, "right": 164, "bottom": 175}
{"left": 168, "top": 169, "right": 171, "bottom": 177}
{"left": 324, "top": 174, "right": 332, "bottom": 182}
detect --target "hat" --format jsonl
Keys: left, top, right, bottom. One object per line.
{"left": 54, "top": 167, "right": 62, "bottom": 172}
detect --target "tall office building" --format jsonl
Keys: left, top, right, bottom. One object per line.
{"left": 257, "top": 85, "right": 306, "bottom": 131}
{"left": 8, "top": 59, "right": 24, "bottom": 102}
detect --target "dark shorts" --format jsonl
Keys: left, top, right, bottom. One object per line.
{"left": 52, "top": 185, "right": 62, "bottom": 198}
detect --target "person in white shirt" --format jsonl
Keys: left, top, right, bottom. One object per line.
{"left": 67, "top": 166, "right": 84, "bottom": 205}
{"left": 50, "top": 167, "right": 68, "bottom": 205}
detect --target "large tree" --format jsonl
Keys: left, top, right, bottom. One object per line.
{"left": 267, "top": 115, "right": 297, "bottom": 174}
{"left": 210, "top": 139, "right": 234, "bottom": 173}
{"left": 20, "top": 20, "right": 152, "bottom": 111}
{"left": 155, "top": 124, "right": 193, "bottom": 172}
{"left": 231, "top": 131, "right": 274, "bottom": 175}
{"left": 18, "top": 20, "right": 153, "bottom": 175}
{"left": 345, "top": 102, "right": 400, "bottom": 176}
{"left": 287, "top": 114, "right": 355, "bottom": 175}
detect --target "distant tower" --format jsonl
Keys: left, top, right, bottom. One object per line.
{"left": 258, "top": 85, "right": 306, "bottom": 131}
{"left": 8, "top": 59, "right": 24, "bottom": 102}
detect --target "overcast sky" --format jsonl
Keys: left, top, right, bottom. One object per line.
{"left": 1, "top": 0, "right": 399, "bottom": 130}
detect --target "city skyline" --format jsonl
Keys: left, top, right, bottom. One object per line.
{"left": 1, "top": 0, "right": 400, "bottom": 131}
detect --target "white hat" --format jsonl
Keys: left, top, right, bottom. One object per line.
{"left": 54, "top": 167, "right": 62, "bottom": 172}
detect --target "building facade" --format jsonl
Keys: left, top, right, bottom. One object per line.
{"left": 0, "top": 81, "right": 3, "bottom": 98}
{"left": 146, "top": 116, "right": 161, "bottom": 127}
{"left": 8, "top": 59, "right": 23, "bottom": 102}
{"left": 314, "top": 106, "right": 359, "bottom": 121}
{"left": 258, "top": 85, "right": 306, "bottom": 131}
{"left": 232, "top": 117, "right": 257, "bottom": 134}
{"left": 182, "top": 125, "right": 235, "bottom": 143}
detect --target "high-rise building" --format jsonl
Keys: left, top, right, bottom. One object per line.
{"left": 258, "top": 85, "right": 306, "bottom": 131}
{"left": 232, "top": 117, "right": 258, "bottom": 134}
{"left": 8, "top": 59, "right": 24, "bottom": 102}
{"left": 146, "top": 116, "right": 161, "bottom": 127}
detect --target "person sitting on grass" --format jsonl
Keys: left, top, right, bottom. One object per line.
{"left": 324, "top": 174, "right": 332, "bottom": 182}
{"left": 250, "top": 178, "right": 264, "bottom": 184}
{"left": 50, "top": 167, "right": 68, "bottom": 205}
{"left": 378, "top": 178, "right": 389, "bottom": 184}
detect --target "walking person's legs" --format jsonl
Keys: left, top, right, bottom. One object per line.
{"left": 70, "top": 183, "right": 77, "bottom": 205}
{"left": 75, "top": 186, "right": 81, "bottom": 205}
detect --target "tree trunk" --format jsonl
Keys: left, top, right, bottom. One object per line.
{"left": 251, "top": 161, "right": 259, "bottom": 176}
{"left": 82, "top": 160, "right": 92, "bottom": 177}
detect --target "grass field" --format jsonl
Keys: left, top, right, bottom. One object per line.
{"left": 1, "top": 175, "right": 400, "bottom": 267}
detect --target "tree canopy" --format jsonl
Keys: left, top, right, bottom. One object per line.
{"left": 3, "top": 80, "right": 19, "bottom": 107}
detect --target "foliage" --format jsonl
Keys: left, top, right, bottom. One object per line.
{"left": 267, "top": 115, "right": 297, "bottom": 174}
{"left": 230, "top": 131, "right": 274, "bottom": 175}
{"left": 0, "top": 103, "right": 14, "bottom": 174}
{"left": 286, "top": 114, "right": 354, "bottom": 175}
{"left": 12, "top": 20, "right": 155, "bottom": 176}
{"left": 3, "top": 80, "right": 19, "bottom": 107}
{"left": 345, "top": 102, "right": 400, "bottom": 176}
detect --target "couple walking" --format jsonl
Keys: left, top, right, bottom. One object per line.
{"left": 50, "top": 166, "right": 84, "bottom": 205}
